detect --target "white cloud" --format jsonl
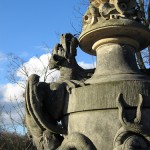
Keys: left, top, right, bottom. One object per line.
{"left": 35, "top": 45, "right": 52, "bottom": 53}
{"left": 0, "top": 83, "right": 24, "bottom": 103}
{"left": 1, "top": 106, "right": 25, "bottom": 134}
{"left": 0, "top": 52, "right": 95, "bottom": 132}
{"left": 78, "top": 61, "right": 96, "bottom": 69}
{"left": 0, "top": 53, "right": 57, "bottom": 132}
{"left": 0, "top": 83, "right": 24, "bottom": 133}
{"left": 0, "top": 52, "right": 7, "bottom": 62}
{"left": 0, "top": 53, "right": 95, "bottom": 103}
{"left": 16, "top": 53, "right": 60, "bottom": 83}
{"left": 0, "top": 53, "right": 61, "bottom": 103}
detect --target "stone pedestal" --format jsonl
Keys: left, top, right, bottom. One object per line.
{"left": 86, "top": 38, "right": 148, "bottom": 84}
{"left": 63, "top": 80, "right": 150, "bottom": 149}
{"left": 62, "top": 17, "right": 150, "bottom": 149}
{"left": 64, "top": 109, "right": 150, "bottom": 149}
{"left": 24, "top": 1, "right": 150, "bottom": 149}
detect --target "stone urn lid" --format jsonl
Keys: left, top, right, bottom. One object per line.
{"left": 78, "top": 0, "right": 150, "bottom": 55}
{"left": 79, "top": 18, "right": 150, "bottom": 55}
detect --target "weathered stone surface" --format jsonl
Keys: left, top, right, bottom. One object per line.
{"left": 24, "top": 0, "right": 150, "bottom": 149}
{"left": 63, "top": 110, "right": 120, "bottom": 150}
{"left": 24, "top": 34, "right": 95, "bottom": 150}
{"left": 79, "top": 18, "right": 150, "bottom": 55}
{"left": 85, "top": 41, "right": 150, "bottom": 84}
{"left": 62, "top": 109, "right": 150, "bottom": 150}
{"left": 65, "top": 80, "right": 150, "bottom": 114}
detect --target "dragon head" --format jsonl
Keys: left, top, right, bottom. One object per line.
{"left": 49, "top": 33, "right": 79, "bottom": 70}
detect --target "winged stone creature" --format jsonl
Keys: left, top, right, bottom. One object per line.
{"left": 25, "top": 74, "right": 66, "bottom": 150}
{"left": 49, "top": 33, "right": 95, "bottom": 91}
{"left": 25, "top": 33, "right": 95, "bottom": 150}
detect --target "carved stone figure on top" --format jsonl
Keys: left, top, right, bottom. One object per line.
{"left": 83, "top": 0, "right": 141, "bottom": 26}
{"left": 49, "top": 33, "right": 95, "bottom": 82}
{"left": 24, "top": 33, "right": 95, "bottom": 150}
{"left": 83, "top": 1, "right": 100, "bottom": 25}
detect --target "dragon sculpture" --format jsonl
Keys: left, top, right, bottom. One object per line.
{"left": 24, "top": 33, "right": 95, "bottom": 150}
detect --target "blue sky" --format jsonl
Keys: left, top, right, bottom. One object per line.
{"left": 0, "top": 0, "right": 96, "bottom": 133}
{"left": 0, "top": 0, "right": 95, "bottom": 84}
{"left": 0, "top": 0, "right": 149, "bottom": 134}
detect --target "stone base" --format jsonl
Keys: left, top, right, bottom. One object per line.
{"left": 62, "top": 109, "right": 150, "bottom": 150}
{"left": 62, "top": 80, "right": 150, "bottom": 149}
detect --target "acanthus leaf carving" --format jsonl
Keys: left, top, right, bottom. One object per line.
{"left": 83, "top": 0, "right": 142, "bottom": 27}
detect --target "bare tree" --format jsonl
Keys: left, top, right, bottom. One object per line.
{"left": 0, "top": 96, "right": 37, "bottom": 150}
{"left": 7, "top": 52, "right": 59, "bottom": 88}
{"left": 0, "top": 51, "right": 59, "bottom": 149}
{"left": 74, "top": 0, "right": 150, "bottom": 69}
{"left": 0, "top": 104, "right": 4, "bottom": 132}
{"left": 135, "top": 0, "right": 150, "bottom": 69}
{"left": 7, "top": 53, "right": 28, "bottom": 89}
{"left": 0, "top": 131, "right": 36, "bottom": 150}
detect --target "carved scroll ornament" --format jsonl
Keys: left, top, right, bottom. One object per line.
{"left": 83, "top": 0, "right": 141, "bottom": 26}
